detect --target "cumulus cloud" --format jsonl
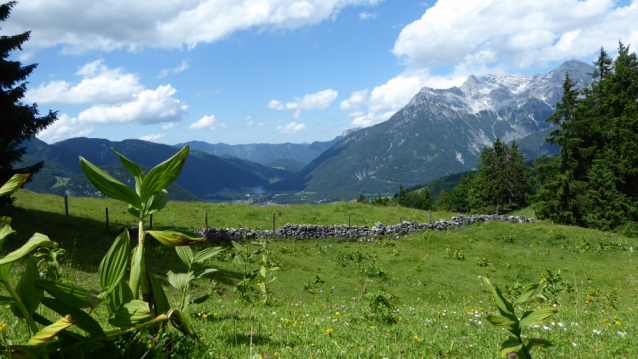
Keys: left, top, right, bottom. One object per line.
{"left": 157, "top": 59, "right": 190, "bottom": 78}
{"left": 162, "top": 122, "right": 178, "bottom": 130}
{"left": 6, "top": 0, "right": 382, "bottom": 53}
{"left": 187, "top": 115, "right": 228, "bottom": 130}
{"left": 392, "top": 0, "right": 638, "bottom": 71}
{"left": 77, "top": 85, "right": 188, "bottom": 125}
{"left": 140, "top": 133, "right": 166, "bottom": 142}
{"left": 25, "top": 59, "right": 144, "bottom": 105}
{"left": 37, "top": 114, "right": 94, "bottom": 144}
{"left": 268, "top": 89, "right": 338, "bottom": 112}
{"left": 277, "top": 122, "right": 306, "bottom": 134}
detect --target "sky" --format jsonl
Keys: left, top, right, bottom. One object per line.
{"left": 3, "top": 0, "right": 637, "bottom": 146}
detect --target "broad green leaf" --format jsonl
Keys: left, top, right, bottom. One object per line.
{"left": 485, "top": 314, "right": 516, "bottom": 330}
{"left": 175, "top": 245, "right": 194, "bottom": 268}
{"left": 0, "top": 217, "right": 16, "bottom": 249}
{"left": 99, "top": 230, "right": 130, "bottom": 294}
{"left": 192, "top": 294, "right": 210, "bottom": 304}
{"left": 147, "top": 272, "right": 171, "bottom": 316}
{"left": 527, "top": 338, "right": 553, "bottom": 349}
{"left": 145, "top": 190, "right": 169, "bottom": 216}
{"left": 193, "top": 268, "right": 217, "bottom": 280}
{"left": 28, "top": 315, "right": 75, "bottom": 345}
{"left": 167, "top": 271, "right": 194, "bottom": 291}
{"left": 11, "top": 256, "right": 43, "bottom": 318}
{"left": 498, "top": 337, "right": 524, "bottom": 358}
{"left": 193, "top": 247, "right": 224, "bottom": 264}
{"left": 108, "top": 300, "right": 153, "bottom": 328}
{"left": 231, "top": 241, "right": 246, "bottom": 252}
{"left": 108, "top": 279, "right": 134, "bottom": 314}
{"left": 79, "top": 156, "right": 142, "bottom": 208}
{"left": 169, "top": 308, "right": 199, "bottom": 340}
{"left": 0, "top": 233, "right": 57, "bottom": 267}
{"left": 0, "top": 263, "right": 10, "bottom": 283}
{"left": 514, "top": 283, "right": 540, "bottom": 304}
{"left": 35, "top": 279, "right": 102, "bottom": 309}
{"left": 259, "top": 266, "right": 267, "bottom": 278}
{"left": 519, "top": 308, "right": 558, "bottom": 327}
{"left": 146, "top": 229, "right": 205, "bottom": 247}
{"left": 40, "top": 297, "right": 105, "bottom": 337}
{"left": 140, "top": 146, "right": 189, "bottom": 203}
{"left": 482, "top": 277, "right": 517, "bottom": 321}
{"left": 0, "top": 295, "right": 15, "bottom": 305}
{"left": 112, "top": 148, "right": 144, "bottom": 194}
{"left": 127, "top": 205, "right": 141, "bottom": 218}
{"left": 129, "top": 244, "right": 144, "bottom": 299}
{"left": 0, "top": 173, "right": 30, "bottom": 197}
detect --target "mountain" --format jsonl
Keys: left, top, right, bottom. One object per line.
{"left": 175, "top": 133, "right": 347, "bottom": 170}
{"left": 267, "top": 60, "right": 593, "bottom": 201}
{"left": 20, "top": 137, "right": 293, "bottom": 201}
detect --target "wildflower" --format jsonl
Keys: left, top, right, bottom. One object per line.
{"left": 414, "top": 334, "right": 423, "bottom": 341}
{"left": 293, "top": 321, "right": 298, "bottom": 327}
{"left": 572, "top": 343, "right": 578, "bottom": 347}
{"left": 509, "top": 353, "right": 517, "bottom": 358}
{"left": 335, "top": 312, "right": 341, "bottom": 316}
{"left": 0, "top": 323, "right": 6, "bottom": 331}
{"left": 593, "top": 329, "right": 602, "bottom": 335}
{"left": 325, "top": 328, "right": 333, "bottom": 335}
{"left": 615, "top": 321, "right": 621, "bottom": 325}
{"left": 617, "top": 331, "right": 627, "bottom": 338}
{"left": 370, "top": 326, "right": 376, "bottom": 330}
{"left": 284, "top": 318, "right": 291, "bottom": 323}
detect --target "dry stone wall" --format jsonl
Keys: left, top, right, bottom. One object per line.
{"left": 200, "top": 214, "right": 532, "bottom": 245}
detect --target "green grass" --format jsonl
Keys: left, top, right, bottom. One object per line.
{"left": 2, "top": 191, "right": 638, "bottom": 358}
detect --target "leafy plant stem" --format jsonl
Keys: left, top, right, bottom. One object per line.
{"left": 105, "top": 314, "right": 169, "bottom": 340}
{"left": 1, "top": 280, "right": 39, "bottom": 335}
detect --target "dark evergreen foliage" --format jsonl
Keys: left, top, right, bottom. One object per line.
{"left": 535, "top": 42, "right": 638, "bottom": 230}
{"left": 0, "top": 1, "right": 57, "bottom": 204}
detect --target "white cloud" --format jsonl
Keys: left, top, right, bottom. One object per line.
{"left": 140, "top": 133, "right": 166, "bottom": 142}
{"left": 269, "top": 89, "right": 338, "bottom": 111}
{"left": 359, "top": 12, "right": 376, "bottom": 20}
{"left": 78, "top": 85, "right": 188, "bottom": 125}
{"left": 277, "top": 122, "right": 306, "bottom": 134}
{"left": 392, "top": 0, "right": 638, "bottom": 71}
{"left": 36, "top": 114, "right": 94, "bottom": 144}
{"left": 25, "top": 59, "right": 144, "bottom": 105}
{"left": 350, "top": 111, "right": 394, "bottom": 128}
{"left": 187, "top": 115, "right": 228, "bottom": 130}
{"left": 6, "top": 0, "right": 383, "bottom": 53}
{"left": 162, "top": 122, "right": 178, "bottom": 130}
{"left": 157, "top": 60, "right": 190, "bottom": 78}
{"left": 340, "top": 89, "right": 369, "bottom": 111}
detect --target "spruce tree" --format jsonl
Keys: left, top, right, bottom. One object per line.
{"left": 0, "top": 1, "right": 57, "bottom": 205}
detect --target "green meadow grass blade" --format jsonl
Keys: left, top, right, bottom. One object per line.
{"left": 27, "top": 315, "right": 75, "bottom": 346}
{"left": 11, "top": 256, "right": 43, "bottom": 318}
{"left": 79, "top": 156, "right": 142, "bottom": 208}
{"left": 108, "top": 300, "right": 153, "bottom": 328}
{"left": 40, "top": 297, "right": 105, "bottom": 337}
{"left": 99, "top": 230, "right": 130, "bottom": 294}
{"left": 0, "top": 233, "right": 57, "bottom": 268}
{"left": 192, "top": 247, "right": 224, "bottom": 264}
{"left": 140, "top": 146, "right": 189, "bottom": 203}
{"left": 0, "top": 173, "right": 30, "bottom": 197}
{"left": 112, "top": 148, "right": 144, "bottom": 194}
{"left": 147, "top": 272, "right": 170, "bottom": 316}
{"left": 175, "top": 246, "right": 194, "bottom": 268}
{"left": 35, "top": 279, "right": 100, "bottom": 309}
{"left": 146, "top": 229, "right": 205, "bottom": 247}
{"left": 519, "top": 308, "right": 558, "bottom": 327}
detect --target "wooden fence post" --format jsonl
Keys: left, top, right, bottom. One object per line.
{"left": 272, "top": 212, "right": 276, "bottom": 232}
{"left": 64, "top": 196, "right": 69, "bottom": 224}
{"left": 205, "top": 211, "right": 208, "bottom": 230}
{"left": 429, "top": 209, "right": 432, "bottom": 224}
{"left": 348, "top": 214, "right": 351, "bottom": 227}
{"left": 150, "top": 214, "right": 153, "bottom": 229}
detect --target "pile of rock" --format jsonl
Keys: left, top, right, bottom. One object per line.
{"left": 200, "top": 214, "right": 532, "bottom": 245}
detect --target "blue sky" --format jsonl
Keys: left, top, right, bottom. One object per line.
{"left": 4, "top": 0, "right": 637, "bottom": 145}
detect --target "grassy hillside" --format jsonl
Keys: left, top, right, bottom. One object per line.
{"left": 2, "top": 191, "right": 637, "bottom": 358}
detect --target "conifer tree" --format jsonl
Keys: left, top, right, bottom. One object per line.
{"left": 0, "top": 1, "right": 57, "bottom": 205}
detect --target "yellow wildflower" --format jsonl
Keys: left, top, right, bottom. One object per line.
{"left": 0, "top": 323, "right": 6, "bottom": 331}
{"left": 284, "top": 318, "right": 291, "bottom": 323}
{"left": 293, "top": 321, "right": 298, "bottom": 327}
{"left": 325, "top": 328, "right": 333, "bottom": 335}
{"left": 335, "top": 311, "right": 341, "bottom": 316}
{"left": 370, "top": 326, "right": 376, "bottom": 330}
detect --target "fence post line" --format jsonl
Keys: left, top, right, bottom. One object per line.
{"left": 348, "top": 214, "right": 351, "bottom": 227}
{"left": 150, "top": 214, "right": 153, "bottom": 230}
{"left": 106, "top": 207, "right": 109, "bottom": 232}
{"left": 64, "top": 196, "right": 69, "bottom": 224}
{"left": 272, "top": 212, "right": 276, "bottom": 232}
{"left": 205, "top": 211, "right": 208, "bottom": 230}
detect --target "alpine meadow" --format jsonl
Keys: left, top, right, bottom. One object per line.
{"left": 3, "top": 1, "right": 638, "bottom": 358}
